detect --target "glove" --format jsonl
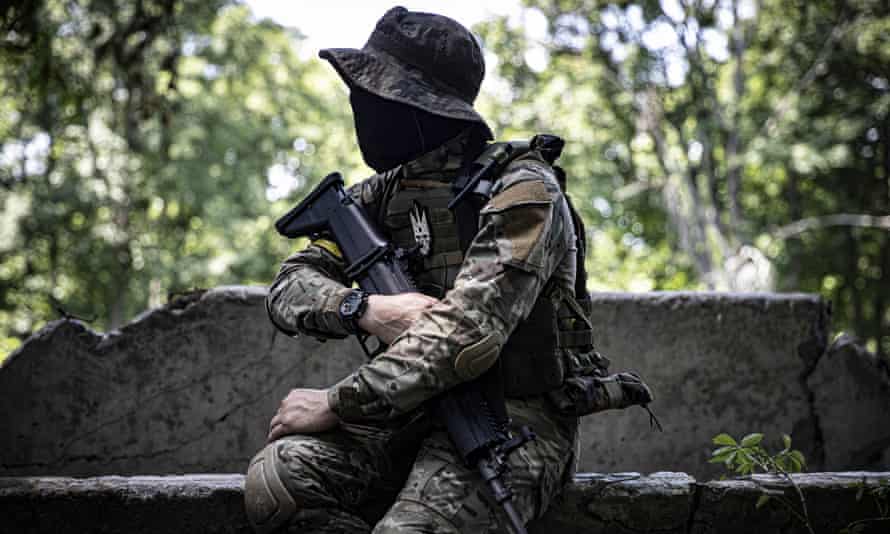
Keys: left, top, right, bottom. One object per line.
{"left": 546, "top": 371, "right": 655, "bottom": 417}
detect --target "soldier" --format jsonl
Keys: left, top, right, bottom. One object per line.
{"left": 245, "top": 7, "right": 652, "bottom": 533}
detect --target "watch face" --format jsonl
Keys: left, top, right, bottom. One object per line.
{"left": 340, "top": 291, "right": 362, "bottom": 316}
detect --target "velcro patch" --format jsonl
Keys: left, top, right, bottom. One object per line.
{"left": 485, "top": 179, "right": 551, "bottom": 212}
{"left": 502, "top": 205, "right": 551, "bottom": 266}
{"left": 312, "top": 238, "right": 343, "bottom": 260}
{"left": 479, "top": 178, "right": 557, "bottom": 272}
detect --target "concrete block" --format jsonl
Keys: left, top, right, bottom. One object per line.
{"left": 690, "top": 472, "right": 889, "bottom": 534}
{"left": 0, "top": 287, "right": 366, "bottom": 476}
{"left": 581, "top": 292, "right": 830, "bottom": 477}
{"left": 807, "top": 335, "right": 890, "bottom": 470}
{"left": 527, "top": 472, "right": 695, "bottom": 534}
{"left": 3, "top": 472, "right": 888, "bottom": 534}
{"left": 0, "top": 475, "right": 250, "bottom": 534}
{"left": 6, "top": 288, "right": 883, "bottom": 479}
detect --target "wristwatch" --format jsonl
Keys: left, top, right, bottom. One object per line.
{"left": 338, "top": 289, "right": 369, "bottom": 334}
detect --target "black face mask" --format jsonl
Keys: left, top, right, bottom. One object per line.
{"left": 349, "top": 87, "right": 472, "bottom": 173}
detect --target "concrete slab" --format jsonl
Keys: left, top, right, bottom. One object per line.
{"left": 5, "top": 287, "right": 886, "bottom": 479}
{"left": 3, "top": 472, "right": 888, "bottom": 534}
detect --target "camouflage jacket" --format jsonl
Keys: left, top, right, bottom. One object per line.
{"left": 267, "top": 131, "right": 577, "bottom": 423}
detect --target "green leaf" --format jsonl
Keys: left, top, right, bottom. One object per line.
{"left": 709, "top": 456, "right": 732, "bottom": 464}
{"left": 711, "top": 446, "right": 735, "bottom": 458}
{"left": 713, "top": 433, "right": 737, "bottom": 446}
{"left": 756, "top": 494, "right": 771, "bottom": 509}
{"left": 790, "top": 450, "right": 807, "bottom": 470}
{"left": 741, "top": 433, "right": 764, "bottom": 447}
{"left": 723, "top": 451, "right": 738, "bottom": 467}
{"left": 736, "top": 450, "right": 754, "bottom": 467}
{"left": 774, "top": 455, "right": 790, "bottom": 472}
{"left": 782, "top": 434, "right": 792, "bottom": 450}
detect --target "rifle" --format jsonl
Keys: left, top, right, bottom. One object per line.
{"left": 275, "top": 172, "right": 533, "bottom": 534}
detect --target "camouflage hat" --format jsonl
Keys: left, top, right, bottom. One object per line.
{"left": 319, "top": 6, "right": 492, "bottom": 138}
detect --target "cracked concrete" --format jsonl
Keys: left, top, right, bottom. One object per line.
{"left": 807, "top": 334, "right": 890, "bottom": 471}
{"left": 528, "top": 472, "right": 696, "bottom": 533}
{"left": 2, "top": 287, "right": 888, "bottom": 477}
{"left": 1, "top": 286, "right": 365, "bottom": 476}
{"left": 688, "top": 472, "right": 890, "bottom": 534}
{"left": 793, "top": 300, "right": 831, "bottom": 471}
{"left": 580, "top": 292, "right": 838, "bottom": 476}
{"left": 2, "top": 472, "right": 888, "bottom": 534}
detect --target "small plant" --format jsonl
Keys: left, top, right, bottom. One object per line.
{"left": 710, "top": 432, "right": 806, "bottom": 477}
{"left": 710, "top": 432, "right": 813, "bottom": 534}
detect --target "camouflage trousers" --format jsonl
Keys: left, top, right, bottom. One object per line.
{"left": 245, "top": 397, "right": 578, "bottom": 533}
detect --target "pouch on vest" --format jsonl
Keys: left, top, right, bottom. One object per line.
{"left": 499, "top": 291, "right": 565, "bottom": 397}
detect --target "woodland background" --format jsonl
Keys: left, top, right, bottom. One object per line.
{"left": 1, "top": 0, "right": 888, "bottom": 361}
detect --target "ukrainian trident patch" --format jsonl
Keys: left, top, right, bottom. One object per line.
{"left": 409, "top": 201, "right": 432, "bottom": 256}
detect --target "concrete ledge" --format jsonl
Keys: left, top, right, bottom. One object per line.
{"left": 2, "top": 472, "right": 888, "bottom": 533}
{"left": 1, "top": 475, "right": 247, "bottom": 534}
{"left": 9, "top": 287, "right": 878, "bottom": 479}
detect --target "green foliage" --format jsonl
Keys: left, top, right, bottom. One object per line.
{"left": 476, "top": 0, "right": 890, "bottom": 357}
{"left": 2, "top": 0, "right": 889, "bottom": 362}
{"left": 710, "top": 432, "right": 813, "bottom": 533}
{"left": 0, "top": 0, "right": 362, "bottom": 351}
{"left": 709, "top": 432, "right": 806, "bottom": 476}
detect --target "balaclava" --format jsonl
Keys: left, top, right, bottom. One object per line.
{"left": 349, "top": 86, "right": 474, "bottom": 173}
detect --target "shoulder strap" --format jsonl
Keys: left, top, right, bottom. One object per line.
{"left": 553, "top": 165, "right": 589, "bottom": 300}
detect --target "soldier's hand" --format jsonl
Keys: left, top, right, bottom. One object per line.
{"left": 358, "top": 292, "right": 440, "bottom": 345}
{"left": 268, "top": 388, "right": 339, "bottom": 441}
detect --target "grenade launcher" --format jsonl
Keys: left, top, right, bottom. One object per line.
{"left": 275, "top": 172, "right": 534, "bottom": 534}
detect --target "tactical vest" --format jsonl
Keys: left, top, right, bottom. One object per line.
{"left": 382, "top": 176, "right": 464, "bottom": 298}
{"left": 379, "top": 139, "right": 602, "bottom": 398}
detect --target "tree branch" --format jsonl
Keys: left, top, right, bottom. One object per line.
{"left": 774, "top": 213, "right": 890, "bottom": 240}
{"left": 756, "top": 21, "right": 846, "bottom": 138}
{"left": 726, "top": 0, "right": 748, "bottom": 232}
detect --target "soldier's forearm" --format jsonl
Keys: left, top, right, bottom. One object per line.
{"left": 266, "top": 245, "right": 353, "bottom": 339}
{"left": 328, "top": 266, "right": 543, "bottom": 422}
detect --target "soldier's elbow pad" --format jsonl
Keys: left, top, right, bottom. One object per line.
{"left": 453, "top": 332, "right": 503, "bottom": 381}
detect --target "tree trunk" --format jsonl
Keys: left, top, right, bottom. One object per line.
{"left": 726, "top": 0, "right": 747, "bottom": 233}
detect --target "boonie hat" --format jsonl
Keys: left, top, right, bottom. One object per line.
{"left": 319, "top": 6, "right": 492, "bottom": 138}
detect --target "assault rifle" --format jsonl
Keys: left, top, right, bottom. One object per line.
{"left": 275, "top": 172, "right": 533, "bottom": 534}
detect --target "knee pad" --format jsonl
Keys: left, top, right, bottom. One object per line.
{"left": 245, "top": 444, "right": 298, "bottom": 534}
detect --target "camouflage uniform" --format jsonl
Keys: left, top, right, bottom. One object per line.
{"left": 247, "top": 131, "right": 580, "bottom": 533}
{"left": 246, "top": 7, "right": 583, "bottom": 533}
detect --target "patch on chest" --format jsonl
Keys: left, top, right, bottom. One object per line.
{"left": 409, "top": 201, "right": 432, "bottom": 256}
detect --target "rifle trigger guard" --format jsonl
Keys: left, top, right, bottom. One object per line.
{"left": 497, "top": 426, "right": 536, "bottom": 458}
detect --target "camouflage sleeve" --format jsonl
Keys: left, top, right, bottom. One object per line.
{"left": 266, "top": 172, "right": 390, "bottom": 340}
{"left": 328, "top": 155, "right": 574, "bottom": 422}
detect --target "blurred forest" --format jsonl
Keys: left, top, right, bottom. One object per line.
{"left": 1, "top": 0, "right": 889, "bottom": 360}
